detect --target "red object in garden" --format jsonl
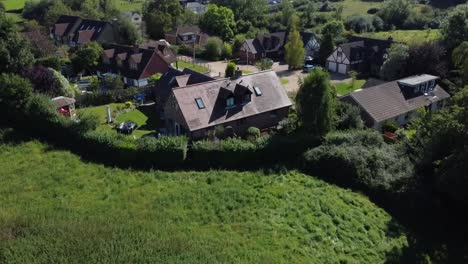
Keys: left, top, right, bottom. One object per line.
{"left": 59, "top": 108, "right": 69, "bottom": 114}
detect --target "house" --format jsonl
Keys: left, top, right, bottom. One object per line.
{"left": 164, "top": 26, "right": 210, "bottom": 48}
{"left": 50, "top": 15, "right": 117, "bottom": 47}
{"left": 163, "top": 70, "right": 292, "bottom": 139}
{"left": 326, "top": 36, "right": 393, "bottom": 76}
{"left": 97, "top": 43, "right": 176, "bottom": 87}
{"left": 239, "top": 32, "right": 320, "bottom": 64}
{"left": 341, "top": 74, "right": 450, "bottom": 130}
{"left": 52, "top": 96, "right": 76, "bottom": 118}
{"left": 186, "top": 2, "right": 207, "bottom": 14}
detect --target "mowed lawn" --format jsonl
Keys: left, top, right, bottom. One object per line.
{"left": 335, "top": 79, "right": 366, "bottom": 96}
{"left": 360, "top": 29, "right": 442, "bottom": 45}
{"left": 0, "top": 139, "right": 408, "bottom": 263}
{"left": 175, "top": 61, "right": 210, "bottom": 73}
{"left": 335, "top": 0, "right": 383, "bottom": 17}
{"left": 1, "top": 0, "right": 25, "bottom": 11}
{"left": 78, "top": 103, "right": 158, "bottom": 137}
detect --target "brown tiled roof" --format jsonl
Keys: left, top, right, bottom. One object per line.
{"left": 348, "top": 78, "right": 450, "bottom": 123}
{"left": 77, "top": 29, "right": 95, "bottom": 43}
{"left": 130, "top": 53, "right": 143, "bottom": 64}
{"left": 175, "top": 75, "right": 190, "bottom": 87}
{"left": 171, "top": 70, "right": 292, "bottom": 131}
{"left": 103, "top": 49, "right": 115, "bottom": 58}
{"left": 52, "top": 96, "right": 76, "bottom": 108}
{"left": 54, "top": 23, "right": 69, "bottom": 36}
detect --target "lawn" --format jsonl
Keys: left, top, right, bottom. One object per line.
{"left": 359, "top": 29, "right": 442, "bottom": 45}
{"left": 335, "top": 79, "right": 366, "bottom": 96}
{"left": 175, "top": 60, "right": 210, "bottom": 73}
{"left": 1, "top": 0, "right": 142, "bottom": 12}
{"left": 280, "top": 78, "right": 289, "bottom": 85}
{"left": 0, "top": 139, "right": 408, "bottom": 263}
{"left": 77, "top": 103, "right": 158, "bottom": 137}
{"left": 334, "top": 0, "right": 383, "bottom": 17}
{"left": 1, "top": 0, "right": 25, "bottom": 11}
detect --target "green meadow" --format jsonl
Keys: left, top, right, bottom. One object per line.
{"left": 0, "top": 139, "right": 408, "bottom": 263}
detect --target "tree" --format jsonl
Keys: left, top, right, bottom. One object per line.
{"left": 143, "top": 0, "right": 182, "bottom": 38}
{"left": 255, "top": 59, "right": 273, "bottom": 70}
{"left": 200, "top": 5, "right": 236, "bottom": 41}
{"left": 232, "top": 34, "right": 245, "bottom": 55}
{"left": 380, "top": 43, "right": 409, "bottom": 81}
{"left": 406, "top": 42, "right": 448, "bottom": 77}
{"left": 21, "top": 66, "right": 56, "bottom": 95}
{"left": 204, "top": 37, "right": 223, "bottom": 61}
{"left": 222, "top": 42, "right": 232, "bottom": 58}
{"left": 225, "top": 62, "right": 236, "bottom": 77}
{"left": 117, "top": 17, "right": 141, "bottom": 45}
{"left": 378, "top": 0, "right": 413, "bottom": 29}
{"left": 284, "top": 27, "right": 305, "bottom": 70}
{"left": 71, "top": 42, "right": 103, "bottom": 74}
{"left": 103, "top": 75, "right": 124, "bottom": 90}
{"left": 0, "top": 73, "right": 33, "bottom": 112}
{"left": 296, "top": 69, "right": 336, "bottom": 136}
{"left": 345, "top": 15, "right": 375, "bottom": 33}
{"left": 210, "top": 0, "right": 267, "bottom": 28}
{"left": 321, "top": 20, "right": 344, "bottom": 40}
{"left": 50, "top": 68, "right": 75, "bottom": 97}
{"left": 0, "top": 14, "right": 34, "bottom": 74}
{"left": 452, "top": 42, "right": 468, "bottom": 84}
{"left": 317, "top": 33, "right": 334, "bottom": 66}
{"left": 441, "top": 3, "right": 468, "bottom": 50}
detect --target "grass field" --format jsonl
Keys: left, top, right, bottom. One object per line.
{"left": 175, "top": 61, "right": 210, "bottom": 73}
{"left": 335, "top": 79, "right": 366, "bottom": 96}
{"left": 78, "top": 103, "right": 158, "bottom": 137}
{"left": 360, "top": 29, "right": 442, "bottom": 45}
{"left": 0, "top": 139, "right": 408, "bottom": 263}
{"left": 1, "top": 0, "right": 25, "bottom": 11}
{"left": 335, "top": 0, "right": 383, "bottom": 17}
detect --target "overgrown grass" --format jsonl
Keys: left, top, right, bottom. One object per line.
{"left": 1, "top": 0, "right": 25, "bottom": 11}
{"left": 0, "top": 140, "right": 408, "bottom": 263}
{"left": 116, "top": 0, "right": 144, "bottom": 12}
{"left": 175, "top": 61, "right": 210, "bottom": 73}
{"left": 334, "top": 0, "right": 383, "bottom": 17}
{"left": 359, "top": 29, "right": 441, "bottom": 45}
{"left": 335, "top": 79, "right": 366, "bottom": 96}
{"left": 78, "top": 103, "right": 157, "bottom": 137}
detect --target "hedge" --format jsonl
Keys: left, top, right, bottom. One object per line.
{"left": 76, "top": 87, "right": 144, "bottom": 107}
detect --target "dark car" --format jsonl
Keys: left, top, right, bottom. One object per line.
{"left": 303, "top": 64, "right": 315, "bottom": 73}
{"left": 116, "top": 121, "right": 137, "bottom": 135}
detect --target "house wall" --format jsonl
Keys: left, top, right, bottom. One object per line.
{"left": 190, "top": 107, "right": 290, "bottom": 139}
{"left": 141, "top": 53, "right": 170, "bottom": 79}
{"left": 165, "top": 34, "right": 178, "bottom": 45}
{"left": 164, "top": 94, "right": 190, "bottom": 135}
{"left": 238, "top": 50, "right": 260, "bottom": 64}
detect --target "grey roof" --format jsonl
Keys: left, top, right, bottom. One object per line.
{"left": 398, "top": 74, "right": 439, "bottom": 86}
{"left": 171, "top": 70, "right": 292, "bottom": 131}
{"left": 348, "top": 78, "right": 450, "bottom": 123}
{"left": 52, "top": 96, "right": 76, "bottom": 108}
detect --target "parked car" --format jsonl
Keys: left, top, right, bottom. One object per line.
{"left": 116, "top": 121, "right": 137, "bottom": 135}
{"left": 303, "top": 64, "right": 315, "bottom": 73}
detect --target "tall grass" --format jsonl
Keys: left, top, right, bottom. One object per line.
{"left": 0, "top": 140, "right": 407, "bottom": 263}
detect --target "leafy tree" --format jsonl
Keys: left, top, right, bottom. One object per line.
{"left": 321, "top": 20, "right": 344, "bottom": 40}
{"left": 441, "top": 3, "right": 468, "bottom": 49}
{"left": 35, "top": 57, "right": 62, "bottom": 71}
{"left": 0, "top": 14, "right": 34, "bottom": 74}
{"left": 50, "top": 68, "right": 75, "bottom": 97}
{"left": 380, "top": 43, "right": 409, "bottom": 80}
{"left": 21, "top": 65, "right": 56, "bottom": 95}
{"left": 296, "top": 69, "right": 336, "bottom": 136}
{"left": 143, "top": 0, "right": 182, "bottom": 38}
{"left": 255, "top": 59, "right": 273, "bottom": 70}
{"left": 225, "top": 62, "right": 236, "bottom": 78}
{"left": 284, "top": 27, "right": 305, "bottom": 70}
{"left": 378, "top": 0, "right": 413, "bottom": 29}
{"left": 452, "top": 42, "right": 468, "bottom": 84}
{"left": 345, "top": 15, "right": 375, "bottom": 33}
{"left": 117, "top": 17, "right": 141, "bottom": 45}
{"left": 222, "top": 42, "right": 232, "bottom": 58}
{"left": 200, "top": 5, "right": 236, "bottom": 41}
{"left": 406, "top": 42, "right": 448, "bottom": 78}
{"left": 232, "top": 34, "right": 245, "bottom": 55}
{"left": 71, "top": 42, "right": 103, "bottom": 74}
{"left": 210, "top": 0, "right": 267, "bottom": 28}
{"left": 280, "top": 0, "right": 294, "bottom": 29}
{"left": 103, "top": 76, "right": 124, "bottom": 90}
{"left": 0, "top": 73, "right": 33, "bottom": 111}
{"left": 204, "top": 37, "right": 223, "bottom": 60}
{"left": 317, "top": 33, "right": 334, "bottom": 66}
{"left": 335, "top": 101, "right": 363, "bottom": 130}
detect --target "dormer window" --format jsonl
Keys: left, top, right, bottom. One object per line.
{"left": 226, "top": 97, "right": 235, "bottom": 108}
{"left": 243, "top": 93, "right": 251, "bottom": 104}
{"left": 117, "top": 59, "right": 122, "bottom": 67}
{"left": 103, "top": 57, "right": 110, "bottom": 64}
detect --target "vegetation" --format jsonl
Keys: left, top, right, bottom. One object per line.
{"left": 0, "top": 138, "right": 407, "bottom": 263}
{"left": 200, "top": 4, "right": 236, "bottom": 41}
{"left": 359, "top": 29, "right": 441, "bottom": 45}
{"left": 71, "top": 42, "right": 104, "bottom": 74}
{"left": 380, "top": 43, "right": 410, "bottom": 81}
{"left": 176, "top": 60, "right": 209, "bottom": 73}
{"left": 224, "top": 61, "right": 236, "bottom": 78}
{"left": 335, "top": 79, "right": 365, "bottom": 96}
{"left": 284, "top": 25, "right": 305, "bottom": 70}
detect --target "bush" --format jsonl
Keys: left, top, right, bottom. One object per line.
{"left": 345, "top": 15, "right": 375, "bottom": 33}
{"left": 225, "top": 62, "right": 236, "bottom": 77}
{"left": 302, "top": 130, "right": 413, "bottom": 194}
{"left": 76, "top": 87, "right": 141, "bottom": 107}
{"left": 35, "top": 57, "right": 62, "bottom": 71}
{"left": 335, "top": 101, "right": 364, "bottom": 130}
{"left": 247, "top": 127, "right": 260, "bottom": 138}
{"left": 204, "top": 37, "right": 223, "bottom": 60}
{"left": 222, "top": 42, "right": 232, "bottom": 59}
{"left": 382, "top": 121, "right": 399, "bottom": 133}
{"left": 137, "top": 136, "right": 188, "bottom": 168}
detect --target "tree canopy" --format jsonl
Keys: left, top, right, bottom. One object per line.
{"left": 380, "top": 43, "right": 409, "bottom": 81}
{"left": 200, "top": 5, "right": 236, "bottom": 41}
{"left": 284, "top": 26, "right": 305, "bottom": 70}
{"left": 441, "top": 3, "right": 468, "bottom": 50}
{"left": 71, "top": 42, "right": 104, "bottom": 74}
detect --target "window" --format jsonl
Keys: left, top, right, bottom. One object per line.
{"left": 270, "top": 110, "right": 278, "bottom": 118}
{"left": 183, "top": 36, "right": 188, "bottom": 41}
{"left": 254, "top": 87, "right": 262, "bottom": 96}
{"left": 130, "top": 63, "right": 137, "bottom": 70}
{"left": 226, "top": 97, "right": 235, "bottom": 108}
{"left": 243, "top": 94, "right": 251, "bottom": 104}
{"left": 337, "top": 51, "right": 343, "bottom": 58}
{"left": 195, "top": 98, "right": 205, "bottom": 109}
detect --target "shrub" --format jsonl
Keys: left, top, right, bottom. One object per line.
{"left": 335, "top": 101, "right": 364, "bottom": 130}
{"left": 125, "top": 101, "right": 134, "bottom": 109}
{"left": 204, "top": 37, "right": 223, "bottom": 60}
{"left": 222, "top": 42, "right": 232, "bottom": 59}
{"left": 382, "top": 121, "right": 399, "bottom": 133}
{"left": 225, "top": 62, "right": 236, "bottom": 77}
{"left": 345, "top": 15, "right": 375, "bottom": 33}
{"left": 76, "top": 87, "right": 141, "bottom": 107}
{"left": 35, "top": 57, "right": 62, "bottom": 71}
{"left": 302, "top": 130, "right": 413, "bottom": 194}
{"left": 247, "top": 127, "right": 260, "bottom": 138}
{"left": 137, "top": 136, "right": 188, "bottom": 168}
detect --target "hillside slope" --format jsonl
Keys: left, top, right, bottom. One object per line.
{"left": 0, "top": 140, "right": 407, "bottom": 263}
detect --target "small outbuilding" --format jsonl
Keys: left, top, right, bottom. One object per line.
{"left": 52, "top": 96, "right": 76, "bottom": 119}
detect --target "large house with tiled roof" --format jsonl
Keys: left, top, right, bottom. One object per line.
{"left": 164, "top": 26, "right": 210, "bottom": 48}
{"left": 97, "top": 43, "right": 176, "bottom": 87}
{"left": 341, "top": 74, "right": 450, "bottom": 130}
{"left": 163, "top": 70, "right": 292, "bottom": 139}
{"left": 50, "top": 15, "right": 117, "bottom": 47}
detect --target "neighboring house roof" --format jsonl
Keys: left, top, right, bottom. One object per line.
{"left": 77, "top": 29, "right": 96, "bottom": 43}
{"left": 52, "top": 96, "right": 76, "bottom": 108}
{"left": 171, "top": 70, "right": 292, "bottom": 131}
{"left": 241, "top": 31, "right": 319, "bottom": 55}
{"left": 51, "top": 15, "right": 82, "bottom": 37}
{"left": 71, "top": 18, "right": 112, "bottom": 44}
{"left": 165, "top": 26, "right": 210, "bottom": 46}
{"left": 98, "top": 43, "right": 174, "bottom": 80}
{"left": 335, "top": 36, "right": 394, "bottom": 63}
{"left": 346, "top": 75, "right": 450, "bottom": 123}
{"left": 139, "top": 40, "right": 177, "bottom": 64}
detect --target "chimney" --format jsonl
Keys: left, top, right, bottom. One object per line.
{"left": 234, "top": 67, "right": 242, "bottom": 79}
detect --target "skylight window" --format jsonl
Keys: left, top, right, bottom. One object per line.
{"left": 254, "top": 86, "right": 262, "bottom": 96}
{"left": 195, "top": 98, "right": 205, "bottom": 109}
